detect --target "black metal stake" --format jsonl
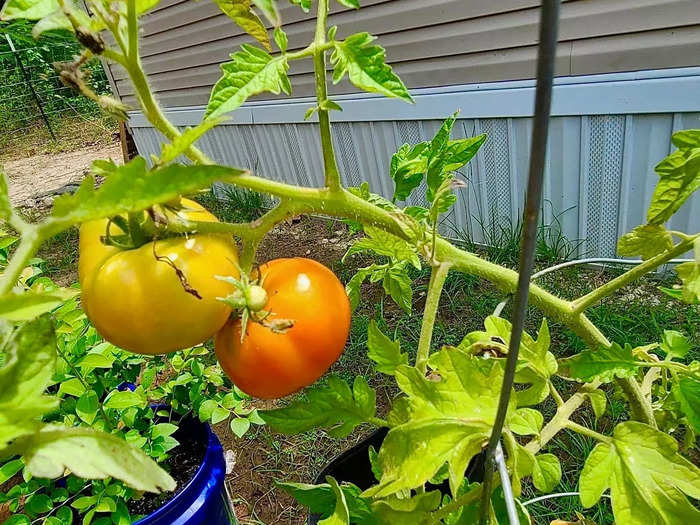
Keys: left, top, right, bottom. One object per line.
{"left": 478, "top": 1, "right": 561, "bottom": 523}
{"left": 5, "top": 34, "right": 58, "bottom": 142}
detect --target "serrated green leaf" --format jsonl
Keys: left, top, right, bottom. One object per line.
{"left": 213, "top": 0, "right": 271, "bottom": 50}
{"left": 10, "top": 425, "right": 175, "bottom": 493}
{"left": 288, "top": 0, "right": 310, "bottom": 12}
{"left": 343, "top": 226, "right": 420, "bottom": 269}
{"left": 617, "top": 224, "right": 674, "bottom": 260}
{"left": 366, "top": 352, "right": 510, "bottom": 498}
{"left": 673, "top": 375, "right": 700, "bottom": 434}
{"left": 390, "top": 142, "right": 429, "bottom": 201}
{"left": 442, "top": 134, "right": 487, "bottom": 173}
{"left": 331, "top": 33, "right": 412, "bottom": 102}
{"left": 660, "top": 330, "right": 691, "bottom": 359}
{"left": 648, "top": 147, "right": 700, "bottom": 224}
{"left": 532, "top": 453, "right": 561, "bottom": 492}
{"left": 253, "top": 0, "right": 279, "bottom": 25}
{"left": 1, "top": 0, "right": 58, "bottom": 20}
{"left": 206, "top": 44, "right": 290, "bottom": 119}
{"left": 274, "top": 27, "right": 288, "bottom": 52}
{"left": 261, "top": 376, "right": 376, "bottom": 437}
{"left": 159, "top": 118, "right": 223, "bottom": 165}
{"left": 382, "top": 266, "right": 412, "bottom": 314}
{"left": 586, "top": 389, "right": 607, "bottom": 419}
{"left": 336, "top": 0, "right": 359, "bottom": 8}
{"left": 0, "top": 288, "right": 80, "bottom": 322}
{"left": 671, "top": 129, "right": 700, "bottom": 149}
{"left": 277, "top": 481, "right": 374, "bottom": 522}
{"left": 675, "top": 258, "right": 700, "bottom": 304}
{"left": 580, "top": 421, "right": 700, "bottom": 524}
{"left": 509, "top": 408, "right": 543, "bottom": 436}
{"left": 559, "top": 342, "right": 639, "bottom": 383}
{"left": 48, "top": 158, "right": 243, "bottom": 230}
{"left": 367, "top": 320, "right": 408, "bottom": 375}
{"left": 371, "top": 490, "right": 442, "bottom": 523}
{"left": 319, "top": 477, "right": 349, "bottom": 525}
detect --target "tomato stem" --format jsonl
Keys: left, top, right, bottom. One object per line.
{"left": 415, "top": 262, "right": 451, "bottom": 375}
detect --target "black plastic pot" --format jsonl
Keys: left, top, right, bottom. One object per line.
{"left": 307, "top": 428, "right": 485, "bottom": 524}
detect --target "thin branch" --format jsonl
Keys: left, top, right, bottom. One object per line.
{"left": 415, "top": 262, "right": 451, "bottom": 374}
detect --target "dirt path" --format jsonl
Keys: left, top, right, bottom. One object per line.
{"left": 2, "top": 141, "right": 123, "bottom": 207}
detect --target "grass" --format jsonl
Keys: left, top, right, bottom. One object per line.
{"left": 31, "top": 195, "right": 699, "bottom": 524}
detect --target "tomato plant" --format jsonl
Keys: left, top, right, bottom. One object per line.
{"left": 216, "top": 257, "right": 351, "bottom": 398}
{"left": 0, "top": 0, "right": 698, "bottom": 524}
{"left": 79, "top": 198, "right": 239, "bottom": 354}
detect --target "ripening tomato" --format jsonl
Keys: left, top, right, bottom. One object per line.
{"left": 79, "top": 199, "right": 239, "bottom": 355}
{"left": 215, "top": 258, "right": 351, "bottom": 399}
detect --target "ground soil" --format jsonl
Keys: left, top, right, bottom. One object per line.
{"left": 3, "top": 140, "right": 122, "bottom": 207}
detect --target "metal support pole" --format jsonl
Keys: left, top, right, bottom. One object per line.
{"left": 478, "top": 1, "right": 561, "bottom": 523}
{"left": 5, "top": 34, "right": 58, "bottom": 142}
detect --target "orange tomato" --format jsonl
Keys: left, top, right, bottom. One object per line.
{"left": 79, "top": 199, "right": 239, "bottom": 354}
{"left": 215, "top": 258, "right": 351, "bottom": 399}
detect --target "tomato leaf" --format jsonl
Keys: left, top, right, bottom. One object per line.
{"left": 261, "top": 376, "right": 376, "bottom": 438}
{"left": 531, "top": 453, "right": 561, "bottom": 492}
{"left": 48, "top": 158, "right": 243, "bottom": 231}
{"left": 559, "top": 342, "right": 639, "bottom": 383}
{"left": 288, "top": 0, "right": 311, "bottom": 12}
{"left": 660, "top": 329, "right": 691, "bottom": 360}
{"left": 672, "top": 375, "right": 700, "bottom": 434}
{"left": 344, "top": 226, "right": 421, "bottom": 269}
{"left": 274, "top": 27, "right": 288, "bottom": 52}
{"left": 205, "top": 44, "right": 290, "bottom": 119}
{"left": 8, "top": 425, "right": 176, "bottom": 493}
{"left": 647, "top": 146, "right": 700, "bottom": 225}
{"left": 277, "top": 480, "right": 374, "bottom": 522}
{"left": 509, "top": 408, "right": 543, "bottom": 436}
{"left": 336, "top": 0, "right": 359, "bottom": 8}
{"left": 0, "top": 315, "right": 58, "bottom": 449}
{"left": 1, "top": 0, "right": 58, "bottom": 20}
{"left": 443, "top": 134, "right": 487, "bottom": 173}
{"left": 579, "top": 422, "right": 700, "bottom": 523}
{"left": 159, "top": 117, "right": 224, "bottom": 165}
{"left": 331, "top": 33, "right": 412, "bottom": 102}
{"left": 0, "top": 288, "right": 80, "bottom": 322}
{"left": 371, "top": 490, "right": 442, "bottom": 523}
{"left": 319, "top": 477, "right": 350, "bottom": 525}
{"left": 585, "top": 389, "right": 607, "bottom": 419}
{"left": 617, "top": 224, "right": 674, "bottom": 260}
{"left": 382, "top": 265, "right": 413, "bottom": 314}
{"left": 390, "top": 142, "right": 429, "bottom": 202}
{"left": 253, "top": 0, "right": 280, "bottom": 25}
{"left": 671, "top": 129, "right": 700, "bottom": 149}
{"left": 674, "top": 251, "right": 700, "bottom": 304}
{"left": 367, "top": 320, "right": 408, "bottom": 376}
{"left": 364, "top": 352, "right": 511, "bottom": 498}
{"left": 0, "top": 458, "right": 24, "bottom": 484}
{"left": 212, "top": 0, "right": 271, "bottom": 51}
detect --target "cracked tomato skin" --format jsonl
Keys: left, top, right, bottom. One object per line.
{"left": 79, "top": 198, "right": 239, "bottom": 355}
{"left": 215, "top": 258, "right": 351, "bottom": 399}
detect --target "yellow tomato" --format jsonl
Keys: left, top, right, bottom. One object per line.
{"left": 79, "top": 199, "right": 239, "bottom": 354}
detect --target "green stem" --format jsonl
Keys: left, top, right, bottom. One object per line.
{"left": 238, "top": 200, "right": 299, "bottom": 272}
{"left": 429, "top": 482, "right": 484, "bottom": 523}
{"left": 549, "top": 380, "right": 564, "bottom": 407}
{"left": 0, "top": 229, "right": 43, "bottom": 295}
{"left": 312, "top": 0, "right": 342, "bottom": 191}
{"left": 126, "top": 0, "right": 138, "bottom": 60}
{"left": 565, "top": 421, "right": 612, "bottom": 443}
{"left": 368, "top": 416, "right": 389, "bottom": 428}
{"left": 415, "top": 262, "right": 451, "bottom": 374}
{"left": 128, "top": 212, "right": 146, "bottom": 247}
{"left": 572, "top": 237, "right": 698, "bottom": 314}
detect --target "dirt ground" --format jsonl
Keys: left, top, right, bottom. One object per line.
{"left": 2, "top": 140, "right": 122, "bottom": 207}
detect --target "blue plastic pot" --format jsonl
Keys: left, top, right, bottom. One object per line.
{"left": 133, "top": 421, "right": 236, "bottom": 525}
{"left": 116, "top": 384, "right": 236, "bottom": 525}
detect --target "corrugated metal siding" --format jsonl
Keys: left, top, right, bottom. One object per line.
{"left": 130, "top": 113, "right": 700, "bottom": 258}
{"left": 108, "top": 0, "right": 700, "bottom": 107}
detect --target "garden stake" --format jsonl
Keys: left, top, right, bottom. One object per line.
{"left": 478, "top": 1, "right": 561, "bottom": 523}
